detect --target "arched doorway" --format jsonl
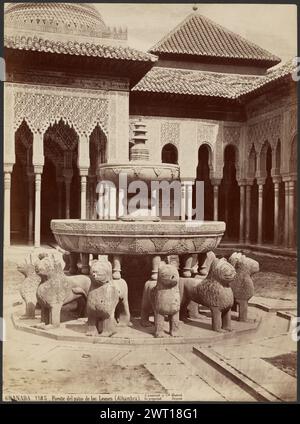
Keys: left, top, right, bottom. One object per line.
{"left": 261, "top": 142, "right": 274, "bottom": 243}
{"left": 162, "top": 143, "right": 178, "bottom": 164}
{"left": 41, "top": 120, "right": 80, "bottom": 243}
{"left": 11, "top": 120, "right": 33, "bottom": 244}
{"left": 219, "top": 145, "right": 240, "bottom": 241}
{"left": 195, "top": 144, "right": 213, "bottom": 220}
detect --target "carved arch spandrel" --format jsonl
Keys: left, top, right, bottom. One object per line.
{"left": 8, "top": 83, "right": 109, "bottom": 137}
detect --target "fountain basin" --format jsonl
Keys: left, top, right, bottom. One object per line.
{"left": 98, "top": 163, "right": 180, "bottom": 184}
{"left": 51, "top": 219, "right": 225, "bottom": 255}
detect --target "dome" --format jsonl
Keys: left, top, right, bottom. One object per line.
{"left": 4, "top": 3, "right": 109, "bottom": 39}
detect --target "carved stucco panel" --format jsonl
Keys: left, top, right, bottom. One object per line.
{"left": 247, "top": 114, "right": 282, "bottom": 154}
{"left": 8, "top": 83, "right": 109, "bottom": 137}
{"left": 160, "top": 121, "right": 180, "bottom": 147}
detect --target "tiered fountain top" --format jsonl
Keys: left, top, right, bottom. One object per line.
{"left": 98, "top": 120, "right": 180, "bottom": 183}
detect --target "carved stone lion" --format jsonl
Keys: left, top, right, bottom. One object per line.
{"left": 141, "top": 263, "right": 181, "bottom": 338}
{"left": 35, "top": 255, "right": 91, "bottom": 327}
{"left": 228, "top": 252, "right": 259, "bottom": 321}
{"left": 86, "top": 259, "right": 119, "bottom": 337}
{"left": 18, "top": 260, "right": 41, "bottom": 319}
{"left": 181, "top": 256, "right": 236, "bottom": 332}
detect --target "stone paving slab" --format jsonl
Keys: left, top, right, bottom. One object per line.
{"left": 249, "top": 296, "right": 296, "bottom": 312}
{"left": 145, "top": 362, "right": 224, "bottom": 401}
{"left": 193, "top": 344, "right": 297, "bottom": 402}
{"left": 211, "top": 334, "right": 297, "bottom": 360}
{"left": 228, "top": 357, "right": 297, "bottom": 401}
{"left": 193, "top": 347, "right": 279, "bottom": 401}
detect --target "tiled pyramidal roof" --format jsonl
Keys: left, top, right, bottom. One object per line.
{"left": 133, "top": 59, "right": 296, "bottom": 99}
{"left": 4, "top": 35, "right": 157, "bottom": 62}
{"left": 149, "top": 12, "right": 281, "bottom": 66}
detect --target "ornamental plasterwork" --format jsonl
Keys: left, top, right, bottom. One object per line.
{"left": 223, "top": 126, "right": 241, "bottom": 146}
{"left": 160, "top": 122, "right": 180, "bottom": 147}
{"left": 197, "top": 123, "right": 217, "bottom": 146}
{"left": 247, "top": 114, "right": 282, "bottom": 153}
{"left": 7, "top": 83, "right": 109, "bottom": 137}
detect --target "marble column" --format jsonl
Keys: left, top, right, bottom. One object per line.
{"left": 109, "top": 185, "right": 117, "bottom": 220}
{"left": 80, "top": 175, "right": 87, "bottom": 219}
{"left": 273, "top": 179, "right": 280, "bottom": 245}
{"left": 27, "top": 172, "right": 34, "bottom": 244}
{"left": 239, "top": 184, "right": 245, "bottom": 243}
{"left": 288, "top": 180, "right": 295, "bottom": 248}
{"left": 257, "top": 183, "right": 264, "bottom": 245}
{"left": 63, "top": 172, "right": 72, "bottom": 219}
{"left": 245, "top": 185, "right": 251, "bottom": 244}
{"left": 213, "top": 185, "right": 219, "bottom": 221}
{"left": 284, "top": 181, "right": 289, "bottom": 247}
{"left": 186, "top": 182, "right": 193, "bottom": 221}
{"left": 57, "top": 178, "right": 63, "bottom": 219}
{"left": 34, "top": 169, "right": 42, "bottom": 248}
{"left": 4, "top": 170, "right": 12, "bottom": 247}
{"left": 103, "top": 185, "right": 110, "bottom": 220}
{"left": 181, "top": 182, "right": 186, "bottom": 221}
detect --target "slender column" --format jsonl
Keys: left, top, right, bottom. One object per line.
{"left": 103, "top": 185, "right": 110, "bottom": 219}
{"left": 284, "top": 181, "right": 289, "bottom": 247}
{"left": 57, "top": 178, "right": 63, "bottom": 219}
{"left": 4, "top": 171, "right": 12, "bottom": 247}
{"left": 257, "top": 183, "right": 264, "bottom": 245}
{"left": 34, "top": 170, "right": 42, "bottom": 248}
{"left": 27, "top": 172, "right": 34, "bottom": 244}
{"left": 273, "top": 181, "right": 280, "bottom": 245}
{"left": 288, "top": 180, "right": 295, "bottom": 248}
{"left": 239, "top": 184, "right": 245, "bottom": 243}
{"left": 213, "top": 185, "right": 219, "bottom": 221}
{"left": 245, "top": 185, "right": 251, "bottom": 244}
{"left": 80, "top": 175, "right": 87, "bottom": 219}
{"left": 186, "top": 181, "right": 193, "bottom": 221}
{"left": 32, "top": 132, "right": 44, "bottom": 248}
{"left": 109, "top": 185, "right": 117, "bottom": 220}
{"left": 63, "top": 172, "right": 72, "bottom": 219}
{"left": 181, "top": 182, "right": 186, "bottom": 221}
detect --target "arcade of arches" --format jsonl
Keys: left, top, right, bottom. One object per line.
{"left": 6, "top": 126, "right": 297, "bottom": 250}
{"left": 9, "top": 119, "right": 107, "bottom": 245}
{"left": 4, "top": 86, "right": 297, "bottom": 252}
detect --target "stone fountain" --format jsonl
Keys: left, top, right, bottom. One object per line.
{"left": 51, "top": 120, "right": 225, "bottom": 284}
{"left": 14, "top": 124, "right": 261, "bottom": 342}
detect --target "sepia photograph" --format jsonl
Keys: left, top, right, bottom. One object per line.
{"left": 1, "top": 2, "right": 298, "bottom": 403}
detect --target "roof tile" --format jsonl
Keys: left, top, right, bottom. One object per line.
{"left": 133, "top": 60, "right": 296, "bottom": 99}
{"left": 150, "top": 13, "right": 280, "bottom": 66}
{"left": 4, "top": 34, "right": 157, "bottom": 62}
